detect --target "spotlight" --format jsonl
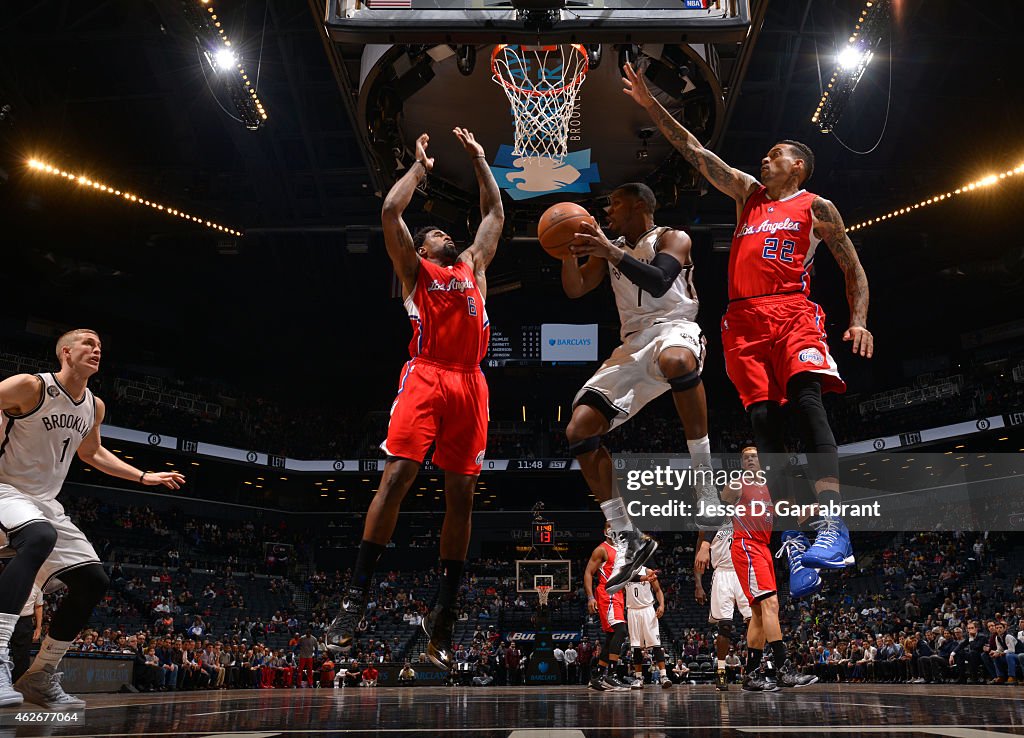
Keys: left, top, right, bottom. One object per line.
{"left": 837, "top": 45, "right": 866, "bottom": 70}
{"left": 214, "top": 48, "right": 237, "bottom": 70}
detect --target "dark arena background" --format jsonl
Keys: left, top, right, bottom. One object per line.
{"left": 2, "top": 1, "right": 1024, "bottom": 736}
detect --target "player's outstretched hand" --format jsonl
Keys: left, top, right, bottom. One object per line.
{"left": 453, "top": 127, "right": 485, "bottom": 159}
{"left": 143, "top": 471, "right": 185, "bottom": 490}
{"left": 622, "top": 61, "right": 654, "bottom": 109}
{"left": 843, "top": 325, "right": 874, "bottom": 359}
{"left": 571, "top": 220, "right": 621, "bottom": 262}
{"left": 415, "top": 133, "right": 434, "bottom": 172}
{"left": 694, "top": 586, "right": 706, "bottom": 606}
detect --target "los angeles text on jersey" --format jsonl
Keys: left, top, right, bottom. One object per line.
{"left": 427, "top": 277, "right": 474, "bottom": 292}
{"left": 40, "top": 413, "right": 91, "bottom": 439}
{"left": 736, "top": 217, "right": 803, "bottom": 237}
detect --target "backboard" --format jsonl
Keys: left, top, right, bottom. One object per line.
{"left": 326, "top": 1, "right": 752, "bottom": 44}
{"left": 516, "top": 559, "right": 572, "bottom": 592}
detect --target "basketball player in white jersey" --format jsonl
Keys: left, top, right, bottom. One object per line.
{"left": 625, "top": 566, "right": 671, "bottom": 689}
{"left": 563, "top": 182, "right": 723, "bottom": 594}
{"left": 695, "top": 521, "right": 751, "bottom": 691}
{"left": 0, "top": 329, "right": 183, "bottom": 709}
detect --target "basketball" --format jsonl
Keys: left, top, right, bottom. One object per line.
{"left": 537, "top": 202, "right": 598, "bottom": 259}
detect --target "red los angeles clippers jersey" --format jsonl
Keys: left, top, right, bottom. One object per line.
{"left": 597, "top": 540, "right": 617, "bottom": 591}
{"left": 732, "top": 482, "right": 773, "bottom": 545}
{"left": 406, "top": 258, "right": 490, "bottom": 367}
{"left": 728, "top": 186, "right": 821, "bottom": 301}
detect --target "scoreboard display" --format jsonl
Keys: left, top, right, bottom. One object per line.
{"left": 532, "top": 521, "right": 555, "bottom": 546}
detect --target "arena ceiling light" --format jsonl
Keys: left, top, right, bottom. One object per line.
{"left": 25, "top": 158, "right": 244, "bottom": 237}
{"left": 846, "top": 160, "right": 1024, "bottom": 233}
{"left": 185, "top": 0, "right": 268, "bottom": 129}
{"left": 811, "top": 0, "right": 890, "bottom": 132}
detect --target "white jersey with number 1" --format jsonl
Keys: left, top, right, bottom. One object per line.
{"left": 0, "top": 373, "right": 95, "bottom": 502}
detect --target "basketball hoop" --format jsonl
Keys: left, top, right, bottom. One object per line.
{"left": 491, "top": 44, "right": 589, "bottom": 163}
{"left": 536, "top": 585, "right": 552, "bottom": 607}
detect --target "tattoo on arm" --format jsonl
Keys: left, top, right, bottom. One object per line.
{"left": 648, "top": 105, "right": 756, "bottom": 202}
{"left": 463, "top": 158, "right": 504, "bottom": 272}
{"left": 813, "top": 197, "right": 869, "bottom": 328}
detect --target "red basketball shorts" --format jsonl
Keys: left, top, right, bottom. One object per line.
{"left": 721, "top": 294, "right": 845, "bottom": 408}
{"left": 595, "top": 585, "right": 625, "bottom": 633}
{"left": 381, "top": 358, "right": 489, "bottom": 475}
{"left": 731, "top": 537, "right": 777, "bottom": 603}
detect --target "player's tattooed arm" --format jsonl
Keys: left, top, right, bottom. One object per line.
{"left": 622, "top": 62, "right": 759, "bottom": 205}
{"left": 812, "top": 196, "right": 874, "bottom": 358}
{"left": 382, "top": 134, "right": 431, "bottom": 295}
{"left": 455, "top": 127, "right": 505, "bottom": 282}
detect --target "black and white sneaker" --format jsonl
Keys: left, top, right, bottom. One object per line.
{"left": 588, "top": 674, "right": 608, "bottom": 691}
{"left": 777, "top": 661, "right": 818, "bottom": 688}
{"left": 422, "top": 606, "right": 456, "bottom": 671}
{"left": 325, "top": 589, "right": 367, "bottom": 656}
{"left": 604, "top": 529, "right": 658, "bottom": 594}
{"left": 742, "top": 666, "right": 777, "bottom": 692}
{"left": 601, "top": 674, "right": 632, "bottom": 692}
{"left": 694, "top": 465, "right": 726, "bottom": 530}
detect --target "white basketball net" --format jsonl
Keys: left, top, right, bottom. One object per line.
{"left": 536, "top": 585, "right": 552, "bottom": 607}
{"left": 491, "top": 44, "right": 589, "bottom": 163}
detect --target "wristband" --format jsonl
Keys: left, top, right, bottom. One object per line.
{"left": 139, "top": 471, "right": 147, "bottom": 483}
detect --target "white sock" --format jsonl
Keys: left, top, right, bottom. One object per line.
{"left": 687, "top": 435, "right": 712, "bottom": 470}
{"left": 27, "top": 637, "right": 74, "bottom": 674}
{"left": 0, "top": 612, "right": 18, "bottom": 652}
{"left": 600, "top": 498, "right": 634, "bottom": 533}
{"left": 659, "top": 668, "right": 668, "bottom": 678}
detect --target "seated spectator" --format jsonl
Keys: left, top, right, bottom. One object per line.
{"left": 398, "top": 662, "right": 416, "bottom": 685}
{"left": 361, "top": 664, "right": 379, "bottom": 687}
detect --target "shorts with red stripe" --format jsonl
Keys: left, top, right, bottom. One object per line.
{"left": 381, "top": 357, "right": 489, "bottom": 475}
{"left": 722, "top": 294, "right": 845, "bottom": 408}
{"left": 595, "top": 585, "right": 625, "bottom": 633}
{"left": 730, "top": 537, "right": 777, "bottom": 603}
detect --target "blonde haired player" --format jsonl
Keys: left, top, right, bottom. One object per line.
{"left": 0, "top": 329, "right": 183, "bottom": 709}
{"left": 695, "top": 520, "right": 751, "bottom": 691}
{"left": 625, "top": 566, "right": 671, "bottom": 689}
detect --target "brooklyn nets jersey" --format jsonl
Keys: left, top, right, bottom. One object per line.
{"left": 0, "top": 373, "right": 95, "bottom": 501}
{"left": 625, "top": 566, "right": 656, "bottom": 608}
{"left": 711, "top": 523, "right": 735, "bottom": 572}
{"left": 609, "top": 226, "right": 699, "bottom": 339}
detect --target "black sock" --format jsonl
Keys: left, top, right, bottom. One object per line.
{"left": 437, "top": 559, "right": 465, "bottom": 610}
{"left": 350, "top": 540, "right": 386, "bottom": 593}
{"left": 747, "top": 647, "right": 763, "bottom": 672}
{"left": 817, "top": 489, "right": 841, "bottom": 508}
{"left": 768, "top": 640, "right": 787, "bottom": 672}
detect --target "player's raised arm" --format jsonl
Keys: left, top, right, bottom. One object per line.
{"left": 622, "top": 62, "right": 759, "bottom": 206}
{"left": 810, "top": 196, "right": 873, "bottom": 358}
{"left": 76, "top": 397, "right": 185, "bottom": 489}
{"left": 0, "top": 373, "right": 43, "bottom": 416}
{"left": 455, "top": 127, "right": 504, "bottom": 287}
{"left": 381, "top": 133, "right": 431, "bottom": 296}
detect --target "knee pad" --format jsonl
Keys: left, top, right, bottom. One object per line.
{"left": 568, "top": 436, "right": 601, "bottom": 457}
{"left": 747, "top": 401, "right": 786, "bottom": 456}
{"left": 716, "top": 621, "right": 732, "bottom": 641}
{"left": 668, "top": 369, "right": 701, "bottom": 393}
{"left": 9, "top": 520, "right": 58, "bottom": 564}
{"left": 633, "top": 647, "right": 644, "bottom": 664}
{"left": 652, "top": 646, "right": 665, "bottom": 663}
{"left": 787, "top": 375, "right": 839, "bottom": 480}
{"left": 62, "top": 562, "right": 110, "bottom": 597}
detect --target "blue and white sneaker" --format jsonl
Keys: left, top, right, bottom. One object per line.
{"left": 775, "top": 531, "right": 822, "bottom": 598}
{"left": 802, "top": 516, "right": 855, "bottom": 569}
